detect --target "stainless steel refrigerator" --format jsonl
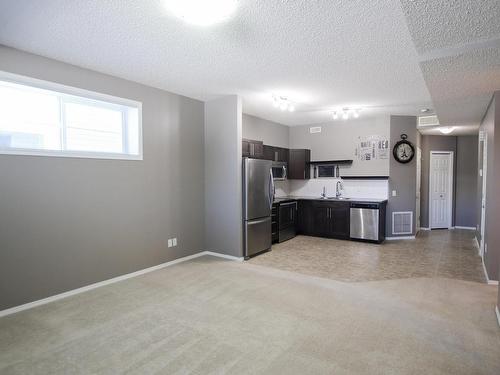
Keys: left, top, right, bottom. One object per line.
{"left": 243, "top": 158, "right": 274, "bottom": 258}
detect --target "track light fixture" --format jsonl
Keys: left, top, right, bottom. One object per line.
{"left": 332, "top": 108, "right": 362, "bottom": 120}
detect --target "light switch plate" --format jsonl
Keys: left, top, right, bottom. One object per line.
{"left": 392, "top": 190, "right": 397, "bottom": 197}
{"left": 168, "top": 239, "right": 173, "bottom": 248}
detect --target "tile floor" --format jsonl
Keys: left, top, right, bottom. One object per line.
{"left": 249, "top": 229, "right": 486, "bottom": 283}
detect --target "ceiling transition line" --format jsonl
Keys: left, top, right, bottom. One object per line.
{"left": 418, "top": 35, "right": 500, "bottom": 62}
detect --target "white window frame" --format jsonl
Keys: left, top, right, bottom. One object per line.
{"left": 0, "top": 70, "right": 143, "bottom": 160}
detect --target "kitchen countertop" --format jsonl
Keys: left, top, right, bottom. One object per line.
{"left": 273, "top": 196, "right": 388, "bottom": 204}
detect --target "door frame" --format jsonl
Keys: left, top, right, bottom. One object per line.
{"left": 416, "top": 147, "right": 422, "bottom": 232}
{"left": 429, "top": 151, "right": 454, "bottom": 229}
{"left": 479, "top": 132, "right": 487, "bottom": 257}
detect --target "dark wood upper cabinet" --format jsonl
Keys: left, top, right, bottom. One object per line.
{"left": 242, "top": 138, "right": 264, "bottom": 159}
{"left": 263, "top": 145, "right": 275, "bottom": 161}
{"left": 288, "top": 149, "right": 311, "bottom": 179}
{"left": 263, "top": 145, "right": 289, "bottom": 162}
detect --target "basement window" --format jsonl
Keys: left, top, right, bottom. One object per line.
{"left": 0, "top": 71, "right": 142, "bottom": 160}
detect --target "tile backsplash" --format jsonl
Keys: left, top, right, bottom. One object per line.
{"left": 275, "top": 178, "right": 389, "bottom": 200}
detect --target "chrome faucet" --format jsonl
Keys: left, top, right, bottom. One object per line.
{"left": 321, "top": 186, "right": 327, "bottom": 199}
{"left": 336, "top": 181, "right": 343, "bottom": 198}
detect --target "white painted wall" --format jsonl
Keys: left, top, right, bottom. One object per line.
{"left": 204, "top": 96, "right": 243, "bottom": 257}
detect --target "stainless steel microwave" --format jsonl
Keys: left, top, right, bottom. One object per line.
{"left": 271, "top": 162, "right": 287, "bottom": 180}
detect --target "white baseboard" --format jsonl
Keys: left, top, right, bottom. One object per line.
{"left": 386, "top": 236, "right": 416, "bottom": 240}
{"left": 419, "top": 227, "right": 431, "bottom": 231}
{"left": 482, "top": 258, "right": 499, "bottom": 285}
{"left": 473, "top": 237, "right": 480, "bottom": 256}
{"left": 0, "top": 250, "right": 242, "bottom": 318}
{"left": 496, "top": 306, "right": 500, "bottom": 328}
{"left": 453, "top": 226, "right": 476, "bottom": 230}
{"left": 204, "top": 251, "right": 244, "bottom": 262}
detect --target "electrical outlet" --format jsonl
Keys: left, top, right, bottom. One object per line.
{"left": 168, "top": 239, "right": 173, "bottom": 248}
{"left": 392, "top": 190, "right": 397, "bottom": 197}
{"left": 172, "top": 238, "right": 177, "bottom": 246}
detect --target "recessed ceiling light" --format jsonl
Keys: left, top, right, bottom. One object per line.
{"left": 439, "top": 126, "right": 455, "bottom": 134}
{"left": 165, "top": 0, "right": 237, "bottom": 26}
{"left": 420, "top": 108, "right": 431, "bottom": 113}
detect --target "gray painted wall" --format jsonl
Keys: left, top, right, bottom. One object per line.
{"left": 478, "top": 92, "right": 500, "bottom": 284}
{"left": 419, "top": 135, "right": 457, "bottom": 229}
{"left": 289, "top": 116, "right": 390, "bottom": 176}
{"left": 495, "top": 93, "right": 500, "bottom": 311}
{"left": 0, "top": 46, "right": 205, "bottom": 311}
{"left": 242, "top": 114, "right": 289, "bottom": 148}
{"left": 204, "top": 96, "right": 243, "bottom": 258}
{"left": 455, "top": 136, "right": 478, "bottom": 228}
{"left": 387, "top": 116, "right": 417, "bottom": 237}
{"left": 419, "top": 135, "right": 478, "bottom": 229}
{"left": 478, "top": 95, "right": 496, "bottom": 280}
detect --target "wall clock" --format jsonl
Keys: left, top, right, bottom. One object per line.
{"left": 393, "top": 134, "right": 415, "bottom": 164}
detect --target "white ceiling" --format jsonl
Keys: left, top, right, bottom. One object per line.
{"left": 0, "top": 0, "right": 433, "bottom": 126}
{"left": 400, "top": 0, "right": 500, "bottom": 133}
{"left": 0, "top": 1, "right": 497, "bottom": 133}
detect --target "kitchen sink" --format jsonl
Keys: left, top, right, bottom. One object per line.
{"left": 326, "top": 197, "right": 350, "bottom": 200}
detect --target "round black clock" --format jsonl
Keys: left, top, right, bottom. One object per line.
{"left": 393, "top": 134, "right": 415, "bottom": 164}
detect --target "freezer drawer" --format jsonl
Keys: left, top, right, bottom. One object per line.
{"left": 244, "top": 216, "right": 272, "bottom": 258}
{"left": 350, "top": 207, "right": 379, "bottom": 241}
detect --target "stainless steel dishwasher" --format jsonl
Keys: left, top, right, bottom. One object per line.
{"left": 350, "top": 202, "right": 381, "bottom": 242}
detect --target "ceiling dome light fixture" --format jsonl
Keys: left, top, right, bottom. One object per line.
{"left": 271, "top": 95, "right": 296, "bottom": 112}
{"left": 439, "top": 126, "right": 456, "bottom": 134}
{"left": 165, "top": 0, "right": 238, "bottom": 26}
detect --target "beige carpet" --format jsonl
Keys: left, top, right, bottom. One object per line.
{"left": 1, "top": 256, "right": 499, "bottom": 374}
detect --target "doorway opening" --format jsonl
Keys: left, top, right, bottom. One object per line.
{"left": 429, "top": 151, "right": 454, "bottom": 229}
{"left": 478, "top": 132, "right": 487, "bottom": 257}
{"left": 416, "top": 146, "right": 422, "bottom": 232}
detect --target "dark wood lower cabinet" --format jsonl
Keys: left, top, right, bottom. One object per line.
{"left": 328, "top": 202, "right": 350, "bottom": 239}
{"left": 297, "top": 200, "right": 350, "bottom": 239}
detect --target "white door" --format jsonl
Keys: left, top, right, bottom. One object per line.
{"left": 479, "top": 132, "right": 487, "bottom": 256}
{"left": 416, "top": 147, "right": 422, "bottom": 231}
{"left": 429, "top": 152, "right": 453, "bottom": 229}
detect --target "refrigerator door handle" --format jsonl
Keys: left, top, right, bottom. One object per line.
{"left": 269, "top": 169, "right": 275, "bottom": 209}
